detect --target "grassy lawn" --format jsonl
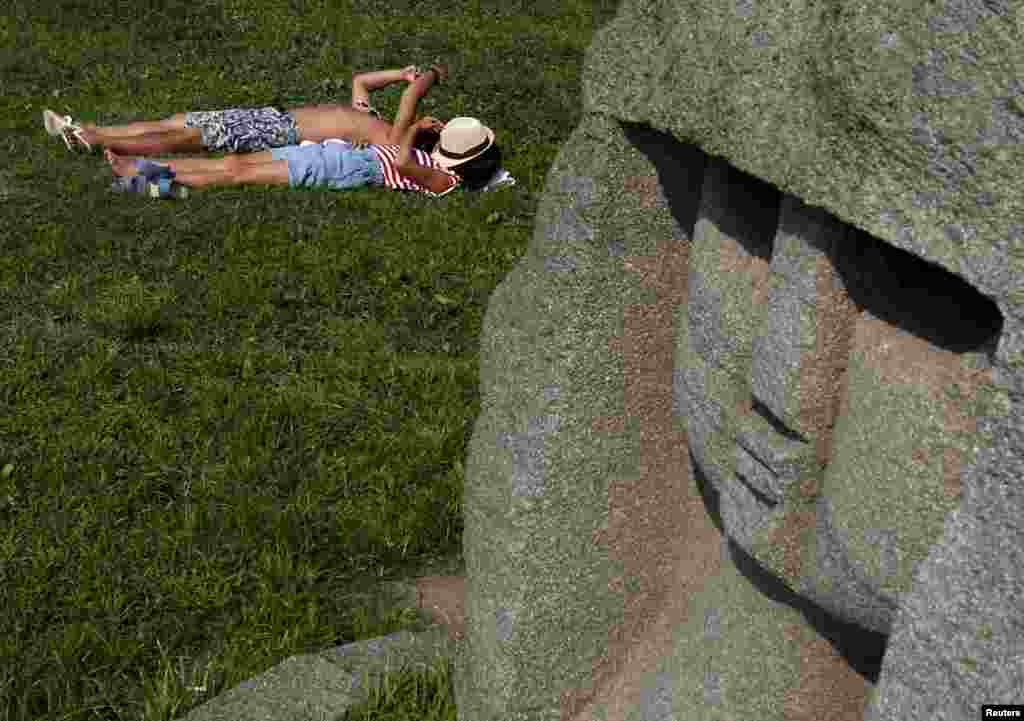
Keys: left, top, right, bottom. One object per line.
{"left": 0, "top": 1, "right": 621, "bottom": 719}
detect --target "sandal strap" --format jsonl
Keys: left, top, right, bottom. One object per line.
{"left": 69, "top": 127, "right": 91, "bottom": 151}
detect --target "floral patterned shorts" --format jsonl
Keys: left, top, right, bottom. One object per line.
{"left": 183, "top": 106, "right": 299, "bottom": 153}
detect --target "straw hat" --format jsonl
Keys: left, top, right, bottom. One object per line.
{"left": 431, "top": 117, "right": 496, "bottom": 170}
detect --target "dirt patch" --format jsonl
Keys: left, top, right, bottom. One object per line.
{"left": 414, "top": 574, "right": 466, "bottom": 642}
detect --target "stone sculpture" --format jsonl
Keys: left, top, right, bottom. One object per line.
{"left": 453, "top": 1, "right": 1023, "bottom": 720}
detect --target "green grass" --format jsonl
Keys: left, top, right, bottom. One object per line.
{"left": 339, "top": 652, "right": 458, "bottom": 721}
{"left": 0, "top": 1, "right": 621, "bottom": 718}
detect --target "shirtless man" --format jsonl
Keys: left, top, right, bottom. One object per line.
{"left": 42, "top": 63, "right": 448, "bottom": 156}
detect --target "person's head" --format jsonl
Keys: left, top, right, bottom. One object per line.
{"left": 449, "top": 143, "right": 503, "bottom": 191}
{"left": 412, "top": 126, "right": 441, "bottom": 154}
{"left": 431, "top": 117, "right": 503, "bottom": 191}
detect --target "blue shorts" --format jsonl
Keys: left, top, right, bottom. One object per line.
{"left": 270, "top": 142, "right": 385, "bottom": 190}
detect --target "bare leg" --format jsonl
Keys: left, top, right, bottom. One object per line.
{"left": 83, "top": 126, "right": 205, "bottom": 155}
{"left": 79, "top": 114, "right": 204, "bottom": 154}
{"left": 106, "top": 149, "right": 288, "bottom": 189}
{"left": 162, "top": 155, "right": 232, "bottom": 175}
{"left": 86, "top": 113, "right": 189, "bottom": 137}
{"left": 173, "top": 159, "right": 289, "bottom": 189}
{"left": 105, "top": 148, "right": 233, "bottom": 176}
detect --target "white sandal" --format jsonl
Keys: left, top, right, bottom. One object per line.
{"left": 42, "top": 109, "right": 91, "bottom": 151}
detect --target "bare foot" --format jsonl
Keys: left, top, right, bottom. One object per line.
{"left": 105, "top": 149, "right": 139, "bottom": 177}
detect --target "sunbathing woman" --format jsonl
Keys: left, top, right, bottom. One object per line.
{"left": 43, "top": 63, "right": 448, "bottom": 156}
{"left": 104, "top": 114, "right": 504, "bottom": 199}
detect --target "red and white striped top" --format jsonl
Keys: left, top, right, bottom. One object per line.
{"left": 370, "top": 144, "right": 461, "bottom": 198}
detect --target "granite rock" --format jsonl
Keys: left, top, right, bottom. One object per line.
{"left": 454, "top": 1, "right": 1022, "bottom": 719}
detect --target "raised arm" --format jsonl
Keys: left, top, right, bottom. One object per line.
{"left": 351, "top": 66, "right": 416, "bottom": 110}
{"left": 395, "top": 117, "right": 456, "bottom": 194}
{"left": 387, "top": 64, "right": 447, "bottom": 144}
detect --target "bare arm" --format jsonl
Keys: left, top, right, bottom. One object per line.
{"left": 395, "top": 119, "right": 457, "bottom": 194}
{"left": 395, "top": 123, "right": 421, "bottom": 167}
{"left": 353, "top": 67, "right": 411, "bottom": 92}
{"left": 388, "top": 69, "right": 440, "bottom": 144}
{"left": 351, "top": 67, "right": 416, "bottom": 113}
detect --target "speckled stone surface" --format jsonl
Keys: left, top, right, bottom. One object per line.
{"left": 174, "top": 626, "right": 457, "bottom": 721}
{"left": 172, "top": 572, "right": 466, "bottom": 721}
{"left": 453, "top": 1, "right": 1022, "bottom": 719}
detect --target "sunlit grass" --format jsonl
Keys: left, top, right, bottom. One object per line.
{"left": 0, "top": 0, "right": 621, "bottom": 718}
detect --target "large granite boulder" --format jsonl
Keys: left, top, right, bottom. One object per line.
{"left": 453, "top": 1, "right": 1022, "bottom": 720}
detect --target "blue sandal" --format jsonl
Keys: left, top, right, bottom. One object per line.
{"left": 110, "top": 175, "right": 188, "bottom": 199}
{"left": 134, "top": 158, "right": 174, "bottom": 181}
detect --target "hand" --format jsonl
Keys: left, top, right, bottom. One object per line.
{"left": 412, "top": 63, "right": 447, "bottom": 85}
{"left": 400, "top": 65, "right": 418, "bottom": 83}
{"left": 427, "top": 63, "right": 447, "bottom": 85}
{"left": 415, "top": 116, "right": 444, "bottom": 132}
